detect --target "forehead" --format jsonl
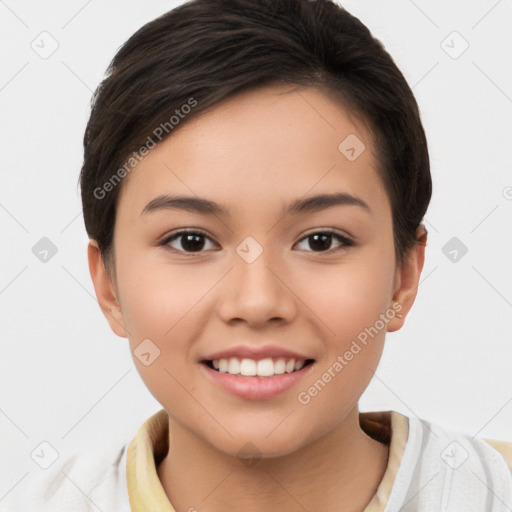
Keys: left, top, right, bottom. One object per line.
{"left": 116, "top": 84, "right": 389, "bottom": 221}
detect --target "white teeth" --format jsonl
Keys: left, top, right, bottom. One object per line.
{"left": 228, "top": 358, "right": 240, "bottom": 375}
{"left": 211, "top": 357, "right": 308, "bottom": 377}
{"left": 274, "top": 358, "right": 286, "bottom": 375}
{"left": 257, "top": 358, "right": 275, "bottom": 377}
{"left": 240, "top": 358, "right": 257, "bottom": 376}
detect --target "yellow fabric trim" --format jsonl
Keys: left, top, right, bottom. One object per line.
{"left": 483, "top": 438, "right": 512, "bottom": 472}
{"left": 126, "top": 409, "right": 409, "bottom": 511}
{"left": 127, "top": 409, "right": 175, "bottom": 512}
{"left": 362, "top": 411, "right": 409, "bottom": 512}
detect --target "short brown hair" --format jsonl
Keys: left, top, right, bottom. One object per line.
{"left": 79, "top": 0, "right": 431, "bottom": 268}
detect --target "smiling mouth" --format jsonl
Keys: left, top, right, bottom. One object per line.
{"left": 202, "top": 357, "right": 315, "bottom": 377}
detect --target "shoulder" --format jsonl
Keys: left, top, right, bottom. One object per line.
{"left": 392, "top": 414, "right": 512, "bottom": 511}
{"left": 2, "top": 440, "right": 131, "bottom": 512}
{"left": 482, "top": 437, "right": 512, "bottom": 473}
{"left": 416, "top": 416, "right": 512, "bottom": 477}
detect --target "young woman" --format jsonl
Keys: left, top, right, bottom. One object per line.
{"left": 13, "top": 1, "right": 512, "bottom": 510}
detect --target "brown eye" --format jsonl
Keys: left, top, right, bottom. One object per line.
{"left": 163, "top": 230, "right": 216, "bottom": 253}
{"left": 296, "top": 231, "right": 353, "bottom": 252}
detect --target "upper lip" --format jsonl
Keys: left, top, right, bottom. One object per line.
{"left": 202, "top": 345, "right": 313, "bottom": 362}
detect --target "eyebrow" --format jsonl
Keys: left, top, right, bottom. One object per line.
{"left": 141, "top": 191, "right": 371, "bottom": 217}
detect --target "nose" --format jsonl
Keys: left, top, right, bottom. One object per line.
{"left": 216, "top": 246, "right": 297, "bottom": 328}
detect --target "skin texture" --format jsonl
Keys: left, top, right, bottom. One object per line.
{"left": 88, "top": 84, "right": 427, "bottom": 512}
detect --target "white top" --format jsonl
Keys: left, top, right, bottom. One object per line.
{"left": 3, "top": 409, "right": 511, "bottom": 511}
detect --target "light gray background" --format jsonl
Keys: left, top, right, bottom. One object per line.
{"left": 1, "top": 0, "right": 511, "bottom": 505}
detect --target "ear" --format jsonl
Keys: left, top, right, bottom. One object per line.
{"left": 386, "top": 226, "right": 427, "bottom": 332}
{"left": 87, "top": 240, "right": 128, "bottom": 338}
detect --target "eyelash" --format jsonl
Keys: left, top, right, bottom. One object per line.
{"left": 159, "top": 229, "right": 354, "bottom": 255}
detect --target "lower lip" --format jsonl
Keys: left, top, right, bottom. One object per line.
{"left": 200, "top": 363, "right": 314, "bottom": 400}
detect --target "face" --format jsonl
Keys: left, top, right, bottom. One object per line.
{"left": 90, "top": 84, "right": 421, "bottom": 458}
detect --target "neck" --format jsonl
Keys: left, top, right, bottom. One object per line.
{"left": 157, "top": 406, "right": 390, "bottom": 512}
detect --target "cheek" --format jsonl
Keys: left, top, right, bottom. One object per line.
{"left": 116, "top": 254, "right": 222, "bottom": 389}
{"left": 116, "top": 244, "right": 214, "bottom": 339}
{"left": 117, "top": 261, "right": 212, "bottom": 407}
{"left": 292, "top": 249, "right": 395, "bottom": 417}
{"left": 293, "top": 267, "right": 392, "bottom": 434}
{"left": 296, "top": 254, "right": 395, "bottom": 345}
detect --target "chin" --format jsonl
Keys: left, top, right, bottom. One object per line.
{"left": 201, "top": 424, "right": 314, "bottom": 462}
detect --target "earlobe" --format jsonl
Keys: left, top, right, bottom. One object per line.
{"left": 87, "top": 240, "right": 128, "bottom": 338}
{"left": 386, "top": 226, "right": 428, "bottom": 333}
